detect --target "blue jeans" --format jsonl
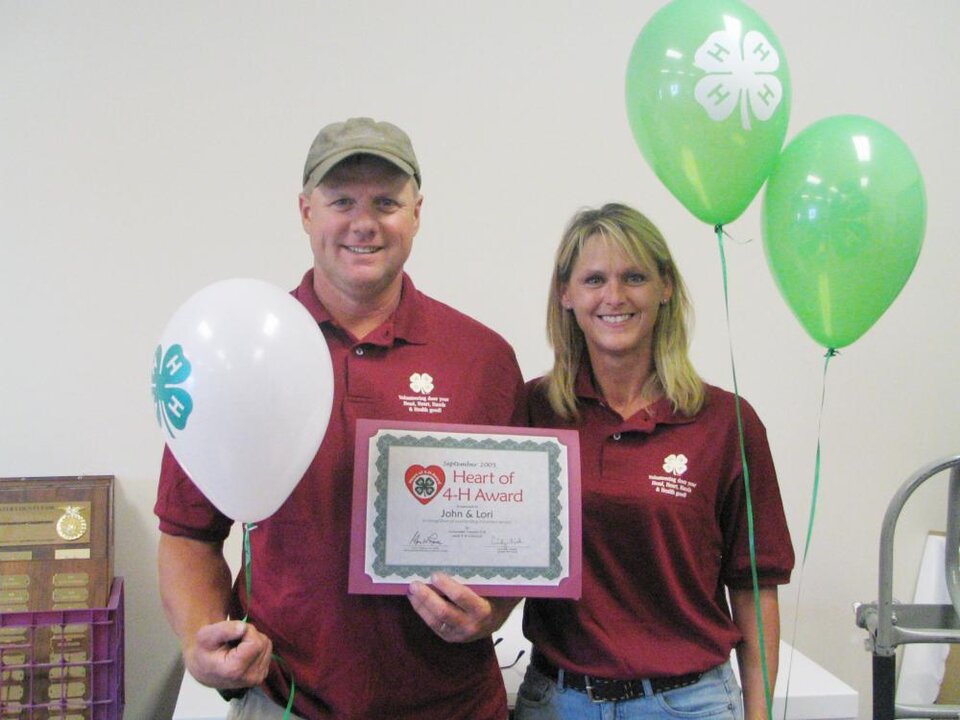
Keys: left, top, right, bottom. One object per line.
{"left": 513, "top": 661, "right": 743, "bottom": 720}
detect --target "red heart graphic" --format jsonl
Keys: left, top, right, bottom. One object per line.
{"left": 404, "top": 465, "right": 446, "bottom": 505}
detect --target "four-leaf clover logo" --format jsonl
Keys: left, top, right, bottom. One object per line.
{"left": 409, "top": 372, "right": 434, "bottom": 395}
{"left": 404, "top": 465, "right": 446, "bottom": 505}
{"left": 152, "top": 344, "right": 194, "bottom": 439}
{"left": 663, "top": 453, "right": 688, "bottom": 477}
{"left": 694, "top": 28, "right": 783, "bottom": 131}
{"left": 414, "top": 475, "right": 436, "bottom": 498}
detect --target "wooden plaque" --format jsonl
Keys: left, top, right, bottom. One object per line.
{"left": 0, "top": 476, "right": 113, "bottom": 611}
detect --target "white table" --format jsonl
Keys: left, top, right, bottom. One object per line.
{"left": 174, "top": 608, "right": 857, "bottom": 720}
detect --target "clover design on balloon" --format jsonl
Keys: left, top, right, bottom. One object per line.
{"left": 152, "top": 344, "right": 194, "bottom": 439}
{"left": 694, "top": 28, "right": 783, "bottom": 131}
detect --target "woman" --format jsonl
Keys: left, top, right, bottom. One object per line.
{"left": 516, "top": 204, "right": 794, "bottom": 720}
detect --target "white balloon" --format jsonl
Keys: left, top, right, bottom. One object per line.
{"left": 152, "top": 279, "right": 333, "bottom": 523}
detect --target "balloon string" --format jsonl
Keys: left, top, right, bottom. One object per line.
{"left": 782, "top": 347, "right": 838, "bottom": 720}
{"left": 242, "top": 522, "right": 297, "bottom": 719}
{"left": 716, "top": 225, "right": 773, "bottom": 720}
{"left": 242, "top": 522, "right": 256, "bottom": 621}
{"left": 273, "top": 652, "right": 297, "bottom": 720}
{"left": 805, "top": 348, "right": 837, "bottom": 562}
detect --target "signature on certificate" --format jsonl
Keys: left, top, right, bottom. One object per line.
{"left": 489, "top": 535, "right": 526, "bottom": 554}
{"left": 408, "top": 531, "right": 444, "bottom": 548}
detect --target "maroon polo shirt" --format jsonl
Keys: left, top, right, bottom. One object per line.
{"left": 522, "top": 368, "right": 794, "bottom": 679}
{"left": 156, "top": 270, "right": 524, "bottom": 720}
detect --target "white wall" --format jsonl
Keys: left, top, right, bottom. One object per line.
{"left": 2, "top": 2, "right": 957, "bottom": 718}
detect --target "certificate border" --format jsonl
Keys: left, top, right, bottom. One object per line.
{"left": 349, "top": 419, "right": 582, "bottom": 598}
{"left": 373, "top": 433, "right": 563, "bottom": 580}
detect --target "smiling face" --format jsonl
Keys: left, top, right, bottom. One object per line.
{"left": 561, "top": 233, "right": 673, "bottom": 365}
{"left": 299, "top": 155, "right": 422, "bottom": 310}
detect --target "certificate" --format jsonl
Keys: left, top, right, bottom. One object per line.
{"left": 349, "top": 420, "right": 581, "bottom": 598}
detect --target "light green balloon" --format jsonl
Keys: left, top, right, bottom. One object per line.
{"left": 625, "top": 0, "right": 791, "bottom": 225}
{"left": 762, "top": 115, "right": 926, "bottom": 349}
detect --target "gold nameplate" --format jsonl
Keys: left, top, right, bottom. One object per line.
{"left": 54, "top": 549, "right": 91, "bottom": 560}
{"left": 0, "top": 575, "right": 30, "bottom": 588}
{"left": 50, "top": 666, "right": 86, "bottom": 680}
{"left": 0, "top": 503, "right": 91, "bottom": 546}
{"left": 48, "top": 681, "right": 87, "bottom": 699}
{"left": 51, "top": 587, "right": 88, "bottom": 604}
{"left": 0, "top": 589, "right": 29, "bottom": 604}
{"left": 0, "top": 551, "right": 33, "bottom": 561}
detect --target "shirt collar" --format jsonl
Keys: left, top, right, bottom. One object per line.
{"left": 573, "top": 361, "right": 696, "bottom": 430}
{"left": 292, "top": 269, "right": 428, "bottom": 347}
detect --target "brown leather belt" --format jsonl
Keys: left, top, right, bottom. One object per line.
{"left": 531, "top": 650, "right": 703, "bottom": 703}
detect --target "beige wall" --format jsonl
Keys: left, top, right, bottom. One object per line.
{"left": 2, "top": 2, "right": 957, "bottom": 717}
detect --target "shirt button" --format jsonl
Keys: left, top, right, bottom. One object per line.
{"left": 354, "top": 347, "right": 364, "bottom": 356}
{"left": 612, "top": 433, "right": 622, "bottom": 441}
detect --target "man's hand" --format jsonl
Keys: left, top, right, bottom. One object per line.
{"left": 407, "top": 572, "right": 520, "bottom": 643}
{"left": 184, "top": 620, "right": 274, "bottom": 690}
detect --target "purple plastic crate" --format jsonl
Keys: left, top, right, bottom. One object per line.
{"left": 0, "top": 578, "right": 124, "bottom": 720}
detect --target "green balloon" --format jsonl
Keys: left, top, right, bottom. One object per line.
{"left": 625, "top": 0, "right": 791, "bottom": 225}
{"left": 762, "top": 115, "right": 926, "bottom": 348}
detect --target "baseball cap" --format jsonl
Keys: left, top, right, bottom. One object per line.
{"left": 302, "top": 117, "right": 421, "bottom": 193}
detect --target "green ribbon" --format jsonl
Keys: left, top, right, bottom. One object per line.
{"left": 782, "top": 347, "right": 837, "bottom": 718}
{"left": 242, "top": 522, "right": 257, "bottom": 621}
{"left": 716, "top": 225, "right": 773, "bottom": 719}
{"left": 242, "top": 522, "right": 297, "bottom": 720}
{"left": 804, "top": 348, "right": 837, "bottom": 562}
{"left": 272, "top": 652, "right": 297, "bottom": 719}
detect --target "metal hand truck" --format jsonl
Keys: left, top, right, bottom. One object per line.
{"left": 856, "top": 454, "right": 960, "bottom": 719}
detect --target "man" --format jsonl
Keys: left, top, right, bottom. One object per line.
{"left": 156, "top": 118, "right": 524, "bottom": 719}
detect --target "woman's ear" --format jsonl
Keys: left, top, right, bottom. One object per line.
{"left": 661, "top": 275, "right": 674, "bottom": 305}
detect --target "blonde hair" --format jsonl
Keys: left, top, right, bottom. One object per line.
{"left": 544, "top": 203, "right": 705, "bottom": 420}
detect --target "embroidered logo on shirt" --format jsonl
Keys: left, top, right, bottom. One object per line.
{"left": 649, "top": 453, "right": 697, "bottom": 498}
{"left": 663, "top": 453, "right": 688, "bottom": 476}
{"left": 398, "top": 372, "right": 449, "bottom": 415}
{"left": 409, "top": 373, "right": 434, "bottom": 394}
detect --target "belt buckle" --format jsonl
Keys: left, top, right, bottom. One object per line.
{"left": 584, "top": 676, "right": 641, "bottom": 703}
{"left": 584, "top": 676, "right": 596, "bottom": 702}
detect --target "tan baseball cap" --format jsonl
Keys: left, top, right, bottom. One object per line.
{"left": 302, "top": 117, "right": 421, "bottom": 193}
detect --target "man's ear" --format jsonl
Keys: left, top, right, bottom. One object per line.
{"left": 298, "top": 192, "right": 312, "bottom": 230}
{"left": 412, "top": 192, "right": 423, "bottom": 231}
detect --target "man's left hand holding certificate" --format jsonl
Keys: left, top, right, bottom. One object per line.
{"left": 349, "top": 420, "right": 582, "bottom": 598}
